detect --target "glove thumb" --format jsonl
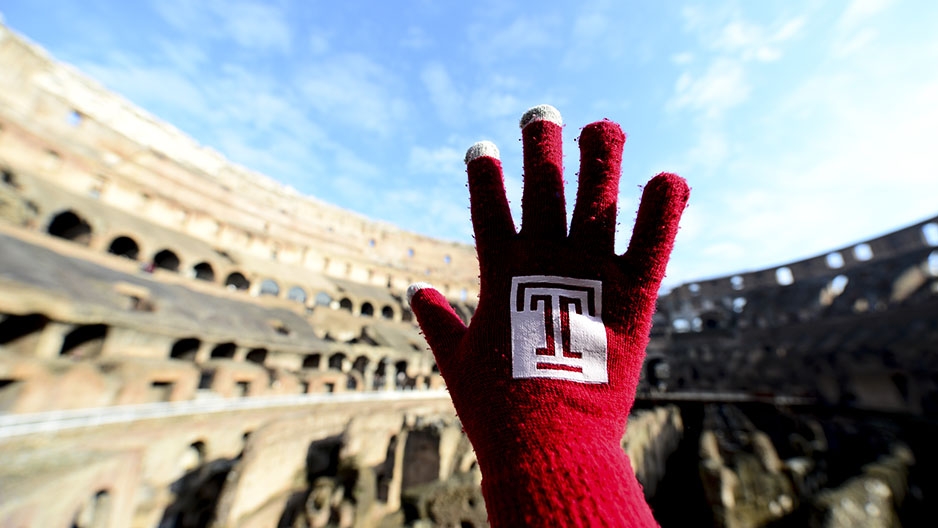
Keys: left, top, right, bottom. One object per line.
{"left": 407, "top": 283, "right": 467, "bottom": 371}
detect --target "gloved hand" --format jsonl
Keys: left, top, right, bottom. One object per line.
{"left": 408, "top": 105, "right": 689, "bottom": 527}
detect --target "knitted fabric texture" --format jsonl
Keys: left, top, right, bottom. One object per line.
{"left": 409, "top": 105, "right": 689, "bottom": 527}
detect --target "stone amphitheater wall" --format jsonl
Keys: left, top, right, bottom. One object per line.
{"left": 0, "top": 23, "right": 480, "bottom": 307}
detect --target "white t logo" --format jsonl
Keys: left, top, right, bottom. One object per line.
{"left": 510, "top": 275, "right": 608, "bottom": 384}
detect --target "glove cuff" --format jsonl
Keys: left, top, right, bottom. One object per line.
{"left": 476, "top": 437, "right": 658, "bottom": 527}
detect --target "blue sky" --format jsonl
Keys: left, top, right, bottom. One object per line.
{"left": 2, "top": 0, "right": 937, "bottom": 288}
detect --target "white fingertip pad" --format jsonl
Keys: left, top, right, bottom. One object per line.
{"left": 465, "top": 141, "right": 500, "bottom": 164}
{"left": 407, "top": 282, "right": 433, "bottom": 305}
{"left": 520, "top": 104, "right": 562, "bottom": 129}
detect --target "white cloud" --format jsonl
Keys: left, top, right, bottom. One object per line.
{"left": 224, "top": 2, "right": 292, "bottom": 52}
{"left": 668, "top": 58, "right": 750, "bottom": 118}
{"left": 685, "top": 128, "right": 729, "bottom": 171}
{"left": 401, "top": 26, "right": 432, "bottom": 50}
{"left": 79, "top": 56, "right": 208, "bottom": 118}
{"left": 155, "top": 40, "right": 208, "bottom": 74}
{"left": 469, "top": 15, "right": 558, "bottom": 62}
{"left": 421, "top": 63, "right": 464, "bottom": 125}
{"left": 151, "top": 0, "right": 292, "bottom": 53}
{"left": 830, "top": 0, "right": 897, "bottom": 57}
{"left": 299, "top": 54, "right": 410, "bottom": 135}
{"left": 408, "top": 145, "right": 464, "bottom": 175}
{"left": 671, "top": 52, "right": 694, "bottom": 65}
{"left": 839, "top": 0, "right": 895, "bottom": 30}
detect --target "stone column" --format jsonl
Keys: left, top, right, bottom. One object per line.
{"left": 32, "top": 321, "right": 73, "bottom": 359}
{"left": 233, "top": 346, "right": 250, "bottom": 362}
{"left": 362, "top": 365, "right": 375, "bottom": 392}
{"left": 195, "top": 341, "right": 214, "bottom": 363}
{"left": 385, "top": 430, "right": 409, "bottom": 512}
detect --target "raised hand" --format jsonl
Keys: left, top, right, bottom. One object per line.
{"left": 408, "top": 105, "right": 689, "bottom": 527}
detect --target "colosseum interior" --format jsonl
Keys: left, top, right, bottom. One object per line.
{"left": 1, "top": 20, "right": 937, "bottom": 528}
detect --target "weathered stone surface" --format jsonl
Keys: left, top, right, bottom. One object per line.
{"left": 623, "top": 405, "right": 684, "bottom": 498}
{"left": 809, "top": 444, "right": 914, "bottom": 528}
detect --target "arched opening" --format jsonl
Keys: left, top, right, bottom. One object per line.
{"left": 181, "top": 440, "right": 207, "bottom": 472}
{"left": 328, "top": 353, "right": 347, "bottom": 371}
{"left": 922, "top": 222, "right": 938, "bottom": 246}
{"left": 107, "top": 236, "right": 140, "bottom": 260}
{"left": 374, "top": 359, "right": 388, "bottom": 390}
{"left": 830, "top": 275, "right": 849, "bottom": 296}
{"left": 170, "top": 338, "right": 200, "bottom": 361}
{"left": 0, "top": 313, "right": 48, "bottom": 348}
{"left": 225, "top": 272, "right": 250, "bottom": 291}
{"left": 287, "top": 286, "right": 307, "bottom": 304}
{"left": 395, "top": 360, "right": 412, "bottom": 390}
{"left": 339, "top": 298, "right": 353, "bottom": 312}
{"left": 192, "top": 262, "right": 215, "bottom": 282}
{"left": 826, "top": 252, "right": 844, "bottom": 269}
{"left": 360, "top": 302, "right": 374, "bottom": 317}
{"left": 775, "top": 267, "right": 794, "bottom": 286}
{"left": 891, "top": 373, "right": 909, "bottom": 401}
{"left": 730, "top": 275, "right": 744, "bottom": 291}
{"left": 259, "top": 279, "right": 280, "bottom": 297}
{"left": 381, "top": 305, "right": 395, "bottom": 320}
{"left": 302, "top": 353, "right": 321, "bottom": 370}
{"left": 352, "top": 356, "right": 369, "bottom": 375}
{"left": 699, "top": 311, "right": 725, "bottom": 331}
{"left": 245, "top": 348, "right": 267, "bottom": 365}
{"left": 314, "top": 291, "right": 332, "bottom": 306}
{"left": 60, "top": 324, "right": 108, "bottom": 358}
{"left": 47, "top": 210, "right": 92, "bottom": 245}
{"left": 853, "top": 243, "right": 874, "bottom": 261}
{"left": 153, "top": 249, "right": 180, "bottom": 272}
{"left": 210, "top": 342, "right": 236, "bottom": 360}
{"left": 1, "top": 167, "right": 17, "bottom": 187}
{"left": 645, "top": 358, "right": 670, "bottom": 391}
{"left": 72, "top": 489, "right": 112, "bottom": 528}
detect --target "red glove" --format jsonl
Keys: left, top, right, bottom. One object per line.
{"left": 408, "top": 105, "right": 689, "bottom": 527}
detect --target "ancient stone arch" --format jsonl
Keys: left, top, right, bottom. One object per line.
{"left": 107, "top": 235, "right": 140, "bottom": 260}
{"left": 153, "top": 249, "right": 181, "bottom": 272}
{"left": 170, "top": 338, "right": 201, "bottom": 361}
{"left": 302, "top": 353, "right": 321, "bottom": 370}
{"left": 245, "top": 348, "right": 267, "bottom": 365}
{"left": 60, "top": 324, "right": 108, "bottom": 358}
{"left": 210, "top": 342, "right": 237, "bottom": 360}
{"left": 286, "top": 286, "right": 307, "bottom": 304}
{"left": 313, "top": 291, "right": 332, "bottom": 306}
{"left": 47, "top": 209, "right": 93, "bottom": 245}
{"left": 191, "top": 262, "right": 215, "bottom": 282}
{"left": 258, "top": 279, "right": 280, "bottom": 297}
{"left": 224, "top": 272, "right": 250, "bottom": 291}
{"left": 328, "top": 352, "right": 347, "bottom": 372}
{"left": 0, "top": 313, "right": 48, "bottom": 354}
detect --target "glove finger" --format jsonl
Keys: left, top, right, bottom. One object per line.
{"left": 519, "top": 105, "right": 567, "bottom": 240}
{"left": 466, "top": 142, "right": 515, "bottom": 276}
{"left": 620, "top": 173, "right": 690, "bottom": 285}
{"left": 569, "top": 120, "right": 626, "bottom": 254}
{"left": 407, "top": 283, "right": 468, "bottom": 372}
